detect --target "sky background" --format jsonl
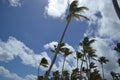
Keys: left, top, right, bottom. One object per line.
{"left": 0, "top": 0, "right": 120, "bottom": 80}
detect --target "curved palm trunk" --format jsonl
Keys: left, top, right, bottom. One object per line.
{"left": 112, "top": 0, "right": 120, "bottom": 19}
{"left": 44, "top": 22, "right": 70, "bottom": 80}
{"left": 62, "top": 56, "right": 66, "bottom": 80}
{"left": 101, "top": 63, "right": 104, "bottom": 80}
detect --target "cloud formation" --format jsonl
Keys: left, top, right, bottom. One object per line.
{"left": 45, "top": 0, "right": 120, "bottom": 79}
{"left": 0, "top": 36, "right": 52, "bottom": 79}
{"left": 8, "top": 0, "right": 22, "bottom": 7}
{"left": 0, "top": 66, "right": 36, "bottom": 80}
{"left": 0, "top": 36, "right": 51, "bottom": 68}
{"left": 45, "top": 0, "right": 68, "bottom": 18}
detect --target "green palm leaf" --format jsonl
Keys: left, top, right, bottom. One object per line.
{"left": 66, "top": 0, "right": 89, "bottom": 23}
{"left": 40, "top": 57, "right": 48, "bottom": 68}
{"left": 74, "top": 7, "right": 89, "bottom": 13}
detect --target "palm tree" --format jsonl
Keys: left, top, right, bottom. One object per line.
{"left": 98, "top": 56, "right": 109, "bottom": 80}
{"left": 71, "top": 68, "right": 80, "bottom": 80}
{"left": 76, "top": 51, "right": 85, "bottom": 79}
{"left": 111, "top": 71, "right": 120, "bottom": 80}
{"left": 90, "top": 69, "right": 102, "bottom": 80}
{"left": 62, "top": 70, "right": 70, "bottom": 80}
{"left": 45, "top": 0, "right": 89, "bottom": 79}
{"left": 112, "top": 0, "right": 120, "bottom": 19}
{"left": 52, "top": 70, "right": 61, "bottom": 80}
{"left": 111, "top": 71, "right": 116, "bottom": 80}
{"left": 37, "top": 57, "right": 48, "bottom": 80}
{"left": 76, "top": 51, "right": 83, "bottom": 69}
{"left": 61, "top": 47, "right": 72, "bottom": 79}
{"left": 80, "top": 37, "right": 96, "bottom": 80}
{"left": 80, "top": 37, "right": 96, "bottom": 66}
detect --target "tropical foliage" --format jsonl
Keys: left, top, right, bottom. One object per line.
{"left": 44, "top": 0, "right": 89, "bottom": 80}
{"left": 37, "top": 0, "right": 120, "bottom": 80}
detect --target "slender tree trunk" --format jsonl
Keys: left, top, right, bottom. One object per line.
{"left": 112, "top": 0, "right": 120, "bottom": 19}
{"left": 85, "top": 54, "right": 89, "bottom": 80}
{"left": 62, "top": 56, "right": 66, "bottom": 80}
{"left": 80, "top": 59, "right": 83, "bottom": 73}
{"left": 62, "top": 56, "right": 66, "bottom": 74}
{"left": 77, "top": 58, "right": 79, "bottom": 69}
{"left": 88, "top": 57, "right": 91, "bottom": 80}
{"left": 80, "top": 57, "right": 84, "bottom": 80}
{"left": 44, "top": 22, "right": 70, "bottom": 80}
{"left": 101, "top": 63, "right": 104, "bottom": 80}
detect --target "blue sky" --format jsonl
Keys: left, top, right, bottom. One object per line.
{"left": 0, "top": 0, "right": 120, "bottom": 80}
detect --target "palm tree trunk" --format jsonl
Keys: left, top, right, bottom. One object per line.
{"left": 80, "top": 58, "right": 84, "bottom": 79}
{"left": 112, "top": 0, "right": 120, "bottom": 19}
{"left": 85, "top": 54, "right": 89, "bottom": 80}
{"left": 44, "top": 22, "right": 70, "bottom": 80}
{"left": 77, "top": 58, "right": 79, "bottom": 69}
{"left": 80, "top": 59, "right": 83, "bottom": 72}
{"left": 62, "top": 56, "right": 66, "bottom": 74}
{"left": 62, "top": 56, "right": 66, "bottom": 80}
{"left": 101, "top": 63, "right": 104, "bottom": 80}
{"left": 88, "top": 57, "right": 91, "bottom": 80}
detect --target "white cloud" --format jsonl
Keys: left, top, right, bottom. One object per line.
{"left": 44, "top": 41, "right": 75, "bottom": 52}
{"left": 45, "top": 0, "right": 68, "bottom": 18}
{"left": 8, "top": 0, "right": 22, "bottom": 7}
{"left": 91, "top": 37, "right": 120, "bottom": 79}
{"left": 0, "top": 66, "right": 36, "bottom": 80}
{"left": 44, "top": 41, "right": 58, "bottom": 50}
{"left": 0, "top": 36, "right": 51, "bottom": 68}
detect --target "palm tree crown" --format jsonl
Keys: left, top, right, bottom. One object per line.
{"left": 98, "top": 56, "right": 109, "bottom": 80}
{"left": 66, "top": 0, "right": 89, "bottom": 23}
{"left": 98, "top": 56, "right": 109, "bottom": 64}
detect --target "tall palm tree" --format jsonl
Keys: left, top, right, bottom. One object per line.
{"left": 98, "top": 56, "right": 109, "bottom": 80}
{"left": 37, "top": 57, "right": 48, "bottom": 80}
{"left": 112, "top": 0, "right": 120, "bottom": 19}
{"left": 45, "top": 0, "right": 89, "bottom": 79}
{"left": 76, "top": 51, "right": 83, "bottom": 69}
{"left": 80, "top": 37, "right": 96, "bottom": 80}
{"left": 61, "top": 47, "right": 72, "bottom": 79}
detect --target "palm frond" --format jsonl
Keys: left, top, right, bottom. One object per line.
{"left": 74, "top": 7, "right": 89, "bottom": 13}
{"left": 88, "top": 39, "right": 96, "bottom": 45}
{"left": 40, "top": 57, "right": 48, "bottom": 68}
{"left": 78, "top": 14, "right": 89, "bottom": 20}
{"left": 69, "top": 0, "right": 78, "bottom": 12}
{"left": 73, "top": 14, "right": 80, "bottom": 20}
